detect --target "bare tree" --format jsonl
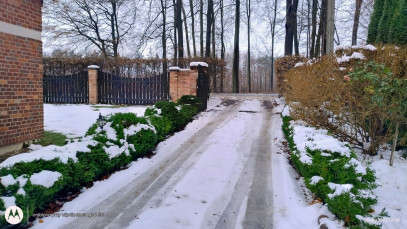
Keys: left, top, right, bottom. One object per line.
{"left": 176, "top": 0, "right": 184, "bottom": 60}
{"left": 246, "top": 0, "right": 252, "bottom": 92}
{"left": 200, "top": 0, "right": 204, "bottom": 56}
{"left": 182, "top": 4, "right": 192, "bottom": 58}
{"left": 232, "top": 0, "right": 240, "bottom": 93}
{"left": 326, "top": 0, "right": 335, "bottom": 54}
{"left": 310, "top": 0, "right": 318, "bottom": 58}
{"left": 43, "top": 0, "right": 137, "bottom": 57}
{"left": 220, "top": 0, "right": 225, "bottom": 93}
{"left": 161, "top": 0, "right": 168, "bottom": 75}
{"left": 205, "top": 0, "right": 214, "bottom": 57}
{"left": 285, "top": 0, "right": 299, "bottom": 56}
{"left": 189, "top": 0, "right": 197, "bottom": 57}
{"left": 315, "top": 0, "right": 327, "bottom": 56}
{"left": 352, "top": 0, "right": 363, "bottom": 45}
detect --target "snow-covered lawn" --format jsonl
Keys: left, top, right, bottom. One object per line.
{"left": 2, "top": 97, "right": 405, "bottom": 228}
{"left": 44, "top": 104, "right": 148, "bottom": 138}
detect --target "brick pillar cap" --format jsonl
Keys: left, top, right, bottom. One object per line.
{"left": 190, "top": 62, "right": 208, "bottom": 68}
{"left": 169, "top": 66, "right": 181, "bottom": 71}
{"left": 88, "top": 65, "right": 100, "bottom": 69}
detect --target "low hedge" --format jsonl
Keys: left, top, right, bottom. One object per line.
{"left": 0, "top": 95, "right": 202, "bottom": 227}
{"left": 282, "top": 114, "right": 386, "bottom": 228}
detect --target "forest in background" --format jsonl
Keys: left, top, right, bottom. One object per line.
{"left": 42, "top": 0, "right": 375, "bottom": 93}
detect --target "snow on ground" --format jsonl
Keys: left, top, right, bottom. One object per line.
{"left": 127, "top": 99, "right": 262, "bottom": 228}
{"left": 363, "top": 148, "right": 407, "bottom": 229}
{"left": 271, "top": 108, "right": 343, "bottom": 229}
{"left": 32, "top": 97, "right": 225, "bottom": 228}
{"left": 44, "top": 104, "right": 148, "bottom": 138}
{"left": 26, "top": 95, "right": 407, "bottom": 228}
{"left": 32, "top": 95, "right": 347, "bottom": 229}
{"left": 283, "top": 105, "right": 407, "bottom": 229}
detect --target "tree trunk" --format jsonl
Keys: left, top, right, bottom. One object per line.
{"left": 352, "top": 0, "right": 363, "bottom": 45}
{"left": 310, "top": 0, "right": 317, "bottom": 58}
{"left": 200, "top": 0, "right": 204, "bottom": 56}
{"left": 271, "top": 0, "right": 277, "bottom": 91}
{"left": 285, "top": 0, "right": 299, "bottom": 56}
{"left": 211, "top": 9, "right": 216, "bottom": 93}
{"left": 390, "top": 122, "right": 399, "bottom": 166}
{"left": 205, "top": 0, "right": 213, "bottom": 57}
{"left": 316, "top": 0, "right": 327, "bottom": 57}
{"left": 182, "top": 4, "right": 191, "bottom": 58}
{"left": 220, "top": 0, "right": 225, "bottom": 93}
{"left": 189, "top": 0, "right": 197, "bottom": 57}
{"left": 232, "top": 0, "right": 240, "bottom": 93}
{"left": 326, "top": 0, "right": 335, "bottom": 54}
{"left": 111, "top": 0, "right": 118, "bottom": 57}
{"left": 173, "top": 0, "right": 178, "bottom": 65}
{"left": 161, "top": 0, "right": 168, "bottom": 76}
{"left": 176, "top": 0, "right": 184, "bottom": 62}
{"left": 247, "top": 0, "right": 251, "bottom": 93}
{"left": 294, "top": 26, "right": 299, "bottom": 55}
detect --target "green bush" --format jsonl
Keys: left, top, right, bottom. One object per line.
{"left": 179, "top": 104, "right": 198, "bottom": 123}
{"left": 282, "top": 114, "right": 380, "bottom": 228}
{"left": 127, "top": 128, "right": 157, "bottom": 159}
{"left": 0, "top": 99, "right": 203, "bottom": 227}
{"left": 146, "top": 101, "right": 186, "bottom": 131}
{"left": 177, "top": 95, "right": 202, "bottom": 109}
{"left": 148, "top": 116, "right": 172, "bottom": 141}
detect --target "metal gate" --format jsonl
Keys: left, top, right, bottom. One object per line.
{"left": 196, "top": 65, "right": 210, "bottom": 111}
{"left": 43, "top": 71, "right": 89, "bottom": 104}
{"left": 98, "top": 72, "right": 169, "bottom": 105}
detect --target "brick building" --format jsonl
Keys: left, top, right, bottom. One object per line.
{"left": 0, "top": 0, "right": 43, "bottom": 154}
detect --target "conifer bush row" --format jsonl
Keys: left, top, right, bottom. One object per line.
{"left": 0, "top": 95, "right": 202, "bottom": 227}
{"left": 281, "top": 115, "right": 385, "bottom": 229}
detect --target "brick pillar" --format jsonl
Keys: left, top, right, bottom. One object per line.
{"left": 169, "top": 67, "right": 180, "bottom": 102}
{"left": 88, "top": 65, "right": 99, "bottom": 104}
{"left": 190, "top": 62, "right": 208, "bottom": 95}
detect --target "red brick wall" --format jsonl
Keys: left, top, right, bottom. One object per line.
{"left": 0, "top": 0, "right": 43, "bottom": 147}
{"left": 0, "top": 0, "right": 42, "bottom": 31}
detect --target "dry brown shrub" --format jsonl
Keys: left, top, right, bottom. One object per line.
{"left": 43, "top": 57, "right": 226, "bottom": 78}
{"left": 274, "top": 56, "right": 307, "bottom": 94}
{"left": 284, "top": 45, "right": 407, "bottom": 154}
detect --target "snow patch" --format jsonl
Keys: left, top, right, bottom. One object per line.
{"left": 103, "top": 143, "right": 130, "bottom": 159}
{"left": 294, "top": 62, "right": 304, "bottom": 68}
{"left": 0, "top": 174, "right": 16, "bottom": 187}
{"left": 17, "top": 188, "right": 26, "bottom": 196}
{"left": 292, "top": 123, "right": 351, "bottom": 158}
{"left": 282, "top": 105, "right": 290, "bottom": 117}
{"left": 189, "top": 62, "right": 208, "bottom": 67}
{"left": 336, "top": 52, "right": 365, "bottom": 64}
{"left": 327, "top": 183, "right": 353, "bottom": 198}
{"left": 1, "top": 196, "right": 16, "bottom": 209}
{"left": 0, "top": 139, "right": 98, "bottom": 168}
{"left": 310, "top": 176, "right": 324, "bottom": 185}
{"left": 124, "top": 123, "right": 156, "bottom": 137}
{"left": 30, "top": 171, "right": 62, "bottom": 188}
{"left": 345, "top": 158, "right": 367, "bottom": 175}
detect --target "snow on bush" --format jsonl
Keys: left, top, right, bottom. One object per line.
{"left": 0, "top": 139, "right": 97, "bottom": 168}
{"left": 327, "top": 183, "right": 353, "bottom": 198}
{"left": 30, "top": 171, "right": 62, "bottom": 188}
{"left": 0, "top": 96, "right": 203, "bottom": 227}
{"left": 281, "top": 114, "right": 380, "bottom": 228}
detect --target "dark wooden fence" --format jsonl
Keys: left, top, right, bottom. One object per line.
{"left": 43, "top": 71, "right": 89, "bottom": 104}
{"left": 98, "top": 71, "right": 169, "bottom": 105}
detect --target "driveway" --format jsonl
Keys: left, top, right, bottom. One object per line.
{"left": 36, "top": 94, "right": 282, "bottom": 229}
